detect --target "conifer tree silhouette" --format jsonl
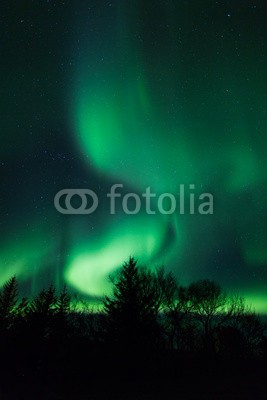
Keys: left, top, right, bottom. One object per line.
{"left": 103, "top": 257, "right": 162, "bottom": 350}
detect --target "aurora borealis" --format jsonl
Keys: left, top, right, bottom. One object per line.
{"left": 1, "top": 1, "right": 267, "bottom": 312}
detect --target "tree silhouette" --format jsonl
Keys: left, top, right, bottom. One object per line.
{"left": 187, "top": 279, "right": 227, "bottom": 352}
{"left": 103, "top": 257, "right": 162, "bottom": 350}
{"left": 54, "top": 286, "right": 69, "bottom": 313}
{"left": 237, "top": 311, "right": 265, "bottom": 356}
{"left": 159, "top": 272, "right": 194, "bottom": 350}
{"left": 53, "top": 285, "right": 72, "bottom": 339}
{"left": 0, "top": 276, "right": 27, "bottom": 332}
{"left": 0, "top": 276, "right": 18, "bottom": 312}
{"left": 29, "top": 285, "right": 57, "bottom": 339}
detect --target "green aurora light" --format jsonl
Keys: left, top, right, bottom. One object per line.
{"left": 0, "top": 1, "right": 267, "bottom": 313}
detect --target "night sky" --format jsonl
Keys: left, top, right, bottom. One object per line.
{"left": 1, "top": 1, "right": 267, "bottom": 312}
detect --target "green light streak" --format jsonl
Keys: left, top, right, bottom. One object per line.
{"left": 65, "top": 216, "right": 177, "bottom": 296}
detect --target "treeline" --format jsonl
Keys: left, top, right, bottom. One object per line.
{"left": 0, "top": 257, "right": 265, "bottom": 359}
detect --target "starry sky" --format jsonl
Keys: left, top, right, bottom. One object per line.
{"left": 1, "top": 0, "right": 267, "bottom": 312}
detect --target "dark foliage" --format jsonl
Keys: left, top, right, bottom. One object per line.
{"left": 103, "top": 257, "right": 163, "bottom": 350}
{"left": 0, "top": 259, "right": 266, "bottom": 399}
